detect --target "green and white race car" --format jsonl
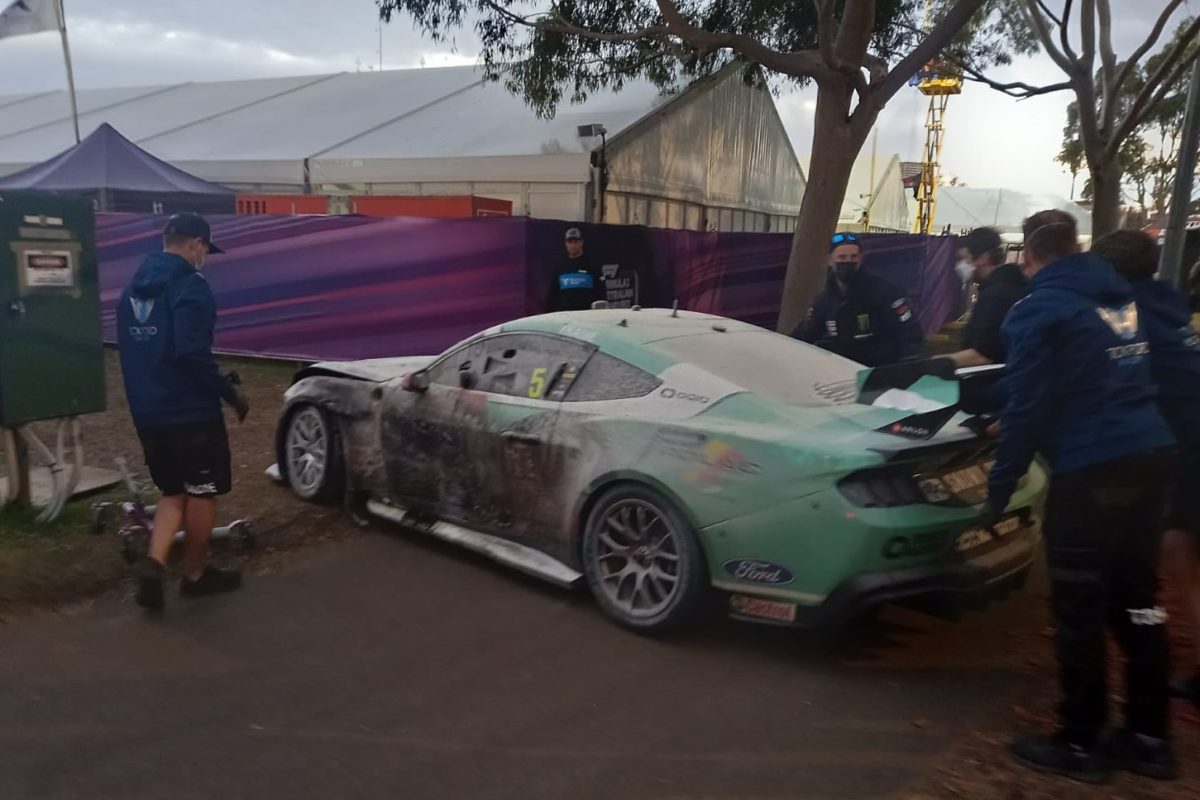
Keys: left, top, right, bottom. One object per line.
{"left": 274, "top": 309, "right": 1045, "bottom": 633}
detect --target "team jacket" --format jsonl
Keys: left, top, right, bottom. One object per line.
{"left": 792, "top": 271, "right": 924, "bottom": 366}
{"left": 117, "top": 252, "right": 237, "bottom": 430}
{"left": 987, "top": 253, "right": 1175, "bottom": 510}
{"left": 1131, "top": 278, "right": 1200, "bottom": 450}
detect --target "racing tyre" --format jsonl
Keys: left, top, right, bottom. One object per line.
{"left": 582, "top": 484, "right": 709, "bottom": 634}
{"left": 283, "top": 405, "right": 344, "bottom": 503}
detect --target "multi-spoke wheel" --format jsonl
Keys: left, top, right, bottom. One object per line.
{"left": 582, "top": 485, "right": 708, "bottom": 633}
{"left": 284, "top": 405, "right": 343, "bottom": 502}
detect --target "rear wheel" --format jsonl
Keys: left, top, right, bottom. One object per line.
{"left": 284, "top": 405, "right": 344, "bottom": 503}
{"left": 582, "top": 485, "right": 708, "bottom": 634}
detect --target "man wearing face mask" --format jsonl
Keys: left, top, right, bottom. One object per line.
{"left": 792, "top": 232, "right": 924, "bottom": 366}
{"left": 949, "top": 227, "right": 1028, "bottom": 367}
{"left": 117, "top": 213, "right": 250, "bottom": 611}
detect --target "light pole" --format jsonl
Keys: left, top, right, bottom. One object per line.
{"left": 578, "top": 123, "right": 608, "bottom": 223}
{"left": 1160, "top": 57, "right": 1200, "bottom": 287}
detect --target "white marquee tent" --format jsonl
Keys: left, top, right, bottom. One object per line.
{"left": 0, "top": 64, "right": 805, "bottom": 231}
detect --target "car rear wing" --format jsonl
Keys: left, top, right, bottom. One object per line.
{"left": 854, "top": 358, "right": 1007, "bottom": 441}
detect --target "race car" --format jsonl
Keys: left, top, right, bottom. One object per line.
{"left": 273, "top": 308, "right": 1046, "bottom": 633}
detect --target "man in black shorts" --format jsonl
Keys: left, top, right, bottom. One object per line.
{"left": 117, "top": 213, "right": 250, "bottom": 609}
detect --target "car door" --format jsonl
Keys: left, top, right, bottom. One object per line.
{"left": 381, "top": 339, "right": 491, "bottom": 521}
{"left": 463, "top": 333, "right": 595, "bottom": 549}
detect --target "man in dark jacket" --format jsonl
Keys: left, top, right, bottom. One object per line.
{"left": 551, "top": 227, "right": 604, "bottom": 311}
{"left": 1093, "top": 229, "right": 1200, "bottom": 709}
{"left": 949, "top": 226, "right": 1027, "bottom": 367}
{"left": 983, "top": 211, "right": 1178, "bottom": 782}
{"left": 792, "top": 232, "right": 924, "bottom": 366}
{"left": 117, "top": 213, "right": 249, "bottom": 610}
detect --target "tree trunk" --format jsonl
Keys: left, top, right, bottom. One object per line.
{"left": 1089, "top": 158, "right": 1123, "bottom": 237}
{"left": 776, "top": 83, "right": 872, "bottom": 334}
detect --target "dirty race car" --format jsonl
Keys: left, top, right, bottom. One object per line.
{"left": 273, "top": 309, "right": 1045, "bottom": 633}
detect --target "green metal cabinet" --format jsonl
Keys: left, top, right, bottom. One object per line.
{"left": 0, "top": 191, "right": 105, "bottom": 425}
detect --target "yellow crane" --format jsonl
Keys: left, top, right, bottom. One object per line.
{"left": 911, "top": 2, "right": 963, "bottom": 235}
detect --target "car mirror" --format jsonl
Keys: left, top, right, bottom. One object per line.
{"left": 402, "top": 371, "right": 431, "bottom": 393}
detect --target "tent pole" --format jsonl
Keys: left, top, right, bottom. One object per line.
{"left": 58, "top": 0, "right": 80, "bottom": 144}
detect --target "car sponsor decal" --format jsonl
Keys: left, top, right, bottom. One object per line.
{"left": 722, "top": 559, "right": 795, "bottom": 585}
{"left": 660, "top": 387, "right": 710, "bottom": 404}
{"left": 955, "top": 515, "right": 1023, "bottom": 553}
{"left": 729, "top": 595, "right": 797, "bottom": 623}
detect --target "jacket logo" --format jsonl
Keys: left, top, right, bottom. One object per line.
{"left": 1096, "top": 303, "right": 1139, "bottom": 340}
{"left": 130, "top": 297, "right": 156, "bottom": 324}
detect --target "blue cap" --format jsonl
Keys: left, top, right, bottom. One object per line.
{"left": 163, "top": 212, "right": 223, "bottom": 254}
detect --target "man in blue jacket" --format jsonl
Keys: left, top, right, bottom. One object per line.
{"left": 117, "top": 213, "right": 250, "bottom": 610}
{"left": 1092, "top": 229, "right": 1200, "bottom": 710}
{"left": 983, "top": 210, "right": 1177, "bottom": 783}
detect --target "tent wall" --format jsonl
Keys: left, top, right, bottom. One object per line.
{"left": 602, "top": 68, "right": 805, "bottom": 232}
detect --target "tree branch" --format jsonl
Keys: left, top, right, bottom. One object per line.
{"left": 878, "top": 0, "right": 990, "bottom": 102}
{"left": 1033, "top": 0, "right": 1064, "bottom": 26}
{"left": 1059, "top": 0, "right": 1077, "bottom": 61}
{"left": 1079, "top": 0, "right": 1097, "bottom": 70}
{"left": 1111, "top": 0, "right": 1186, "bottom": 95}
{"left": 959, "top": 63, "right": 1073, "bottom": 98}
{"left": 1110, "top": 14, "right": 1200, "bottom": 156}
{"left": 1019, "top": 0, "right": 1081, "bottom": 76}
{"left": 1094, "top": 0, "right": 1120, "bottom": 132}
{"left": 645, "top": 0, "right": 828, "bottom": 79}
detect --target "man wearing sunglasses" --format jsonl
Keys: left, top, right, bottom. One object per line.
{"left": 792, "top": 232, "right": 924, "bottom": 366}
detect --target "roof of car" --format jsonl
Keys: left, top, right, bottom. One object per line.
{"left": 499, "top": 308, "right": 765, "bottom": 347}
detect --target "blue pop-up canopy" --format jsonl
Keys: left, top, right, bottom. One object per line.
{"left": 0, "top": 123, "right": 234, "bottom": 214}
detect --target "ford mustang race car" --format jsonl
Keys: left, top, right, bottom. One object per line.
{"left": 273, "top": 309, "right": 1045, "bottom": 632}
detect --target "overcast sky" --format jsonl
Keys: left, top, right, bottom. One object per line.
{"left": 0, "top": 0, "right": 1191, "bottom": 201}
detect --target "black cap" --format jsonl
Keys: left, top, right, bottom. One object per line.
{"left": 961, "top": 227, "right": 1002, "bottom": 257}
{"left": 164, "top": 212, "right": 223, "bottom": 254}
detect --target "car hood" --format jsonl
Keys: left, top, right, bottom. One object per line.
{"left": 298, "top": 356, "right": 436, "bottom": 383}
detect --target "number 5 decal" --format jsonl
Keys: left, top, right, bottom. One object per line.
{"left": 528, "top": 367, "right": 548, "bottom": 399}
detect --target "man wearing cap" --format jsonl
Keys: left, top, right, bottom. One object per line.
{"left": 792, "top": 232, "right": 924, "bottom": 367}
{"left": 117, "top": 213, "right": 250, "bottom": 610}
{"left": 949, "top": 226, "right": 1028, "bottom": 367}
{"left": 551, "top": 227, "right": 604, "bottom": 312}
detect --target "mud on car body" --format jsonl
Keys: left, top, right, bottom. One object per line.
{"left": 273, "top": 309, "right": 1046, "bottom": 633}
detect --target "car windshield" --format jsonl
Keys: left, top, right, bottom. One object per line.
{"left": 651, "top": 330, "right": 861, "bottom": 408}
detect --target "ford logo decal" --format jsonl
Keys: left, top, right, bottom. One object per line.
{"left": 722, "top": 559, "right": 795, "bottom": 585}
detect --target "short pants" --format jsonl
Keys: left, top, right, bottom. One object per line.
{"left": 137, "top": 419, "right": 231, "bottom": 498}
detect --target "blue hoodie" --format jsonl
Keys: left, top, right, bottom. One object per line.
{"left": 1131, "top": 278, "right": 1200, "bottom": 449}
{"left": 116, "top": 251, "right": 237, "bottom": 430}
{"left": 988, "top": 252, "right": 1175, "bottom": 510}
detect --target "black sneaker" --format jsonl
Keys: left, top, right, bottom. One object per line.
{"left": 134, "top": 557, "right": 165, "bottom": 610}
{"left": 1010, "top": 733, "right": 1110, "bottom": 784}
{"left": 1104, "top": 729, "right": 1179, "bottom": 781}
{"left": 180, "top": 566, "right": 242, "bottom": 598}
{"left": 1169, "top": 672, "right": 1200, "bottom": 705}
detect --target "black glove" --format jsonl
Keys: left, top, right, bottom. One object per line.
{"left": 976, "top": 500, "right": 1004, "bottom": 533}
{"left": 230, "top": 384, "right": 251, "bottom": 423}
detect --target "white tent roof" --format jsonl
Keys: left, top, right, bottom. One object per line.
{"left": 0, "top": 66, "right": 673, "bottom": 186}
{"left": 799, "top": 150, "right": 911, "bottom": 233}
{"left": 935, "top": 186, "right": 1093, "bottom": 236}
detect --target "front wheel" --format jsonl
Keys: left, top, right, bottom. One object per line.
{"left": 582, "top": 485, "right": 709, "bottom": 634}
{"left": 283, "top": 405, "right": 344, "bottom": 503}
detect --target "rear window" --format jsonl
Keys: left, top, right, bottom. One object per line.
{"left": 651, "top": 330, "right": 860, "bottom": 408}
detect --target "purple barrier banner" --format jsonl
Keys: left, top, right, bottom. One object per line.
{"left": 99, "top": 213, "right": 962, "bottom": 362}
{"left": 651, "top": 230, "right": 962, "bottom": 336}
{"left": 99, "top": 213, "right": 531, "bottom": 361}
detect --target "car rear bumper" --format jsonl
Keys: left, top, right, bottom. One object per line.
{"left": 727, "top": 520, "right": 1038, "bottom": 629}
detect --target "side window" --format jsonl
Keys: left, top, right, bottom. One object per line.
{"left": 425, "top": 340, "right": 488, "bottom": 388}
{"left": 564, "top": 351, "right": 661, "bottom": 402}
{"left": 426, "top": 333, "right": 596, "bottom": 400}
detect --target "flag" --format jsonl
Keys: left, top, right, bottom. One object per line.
{"left": 0, "top": 0, "right": 60, "bottom": 41}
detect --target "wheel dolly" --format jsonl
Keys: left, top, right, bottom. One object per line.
{"left": 90, "top": 458, "right": 257, "bottom": 564}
